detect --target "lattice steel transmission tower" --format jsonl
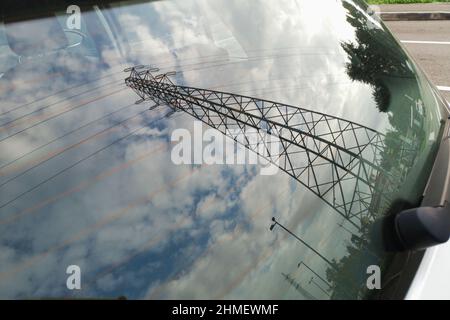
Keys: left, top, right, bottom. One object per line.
{"left": 281, "top": 273, "right": 317, "bottom": 300}
{"left": 125, "top": 66, "right": 406, "bottom": 229}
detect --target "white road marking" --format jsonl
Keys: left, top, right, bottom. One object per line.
{"left": 401, "top": 40, "right": 450, "bottom": 45}
{"left": 382, "top": 11, "right": 450, "bottom": 14}
{"left": 437, "top": 86, "right": 450, "bottom": 92}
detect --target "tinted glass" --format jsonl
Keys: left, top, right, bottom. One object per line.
{"left": 0, "top": 0, "right": 446, "bottom": 299}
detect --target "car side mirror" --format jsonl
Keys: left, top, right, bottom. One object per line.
{"left": 394, "top": 205, "right": 450, "bottom": 251}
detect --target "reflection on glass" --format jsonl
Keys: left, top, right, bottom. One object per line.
{"left": 0, "top": 0, "right": 445, "bottom": 300}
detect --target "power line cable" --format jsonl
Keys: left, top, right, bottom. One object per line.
{"left": 0, "top": 104, "right": 177, "bottom": 210}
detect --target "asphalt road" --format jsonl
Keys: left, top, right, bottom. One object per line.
{"left": 377, "top": 3, "right": 450, "bottom": 13}
{"left": 384, "top": 20, "right": 450, "bottom": 103}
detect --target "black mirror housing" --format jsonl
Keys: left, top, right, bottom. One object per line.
{"left": 395, "top": 205, "right": 450, "bottom": 251}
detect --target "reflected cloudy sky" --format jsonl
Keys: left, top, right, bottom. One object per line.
{"left": 0, "top": 0, "right": 445, "bottom": 299}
